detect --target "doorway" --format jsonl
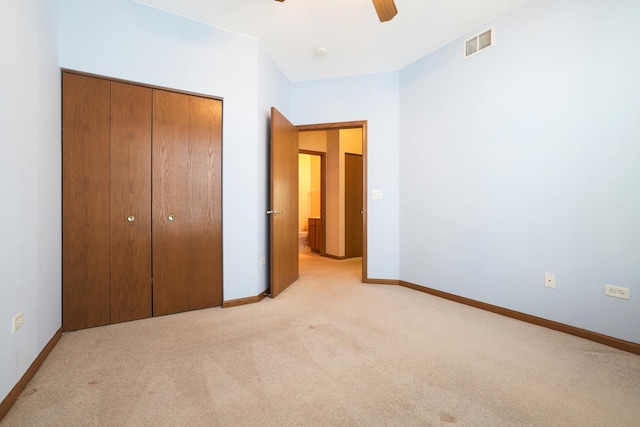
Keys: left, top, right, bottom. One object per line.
{"left": 299, "top": 151, "right": 325, "bottom": 256}
{"left": 269, "top": 108, "right": 368, "bottom": 297}
{"left": 297, "top": 123, "right": 367, "bottom": 280}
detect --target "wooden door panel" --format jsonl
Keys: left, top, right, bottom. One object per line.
{"left": 182, "top": 95, "right": 223, "bottom": 309}
{"left": 110, "top": 82, "right": 153, "bottom": 323}
{"left": 153, "top": 90, "right": 190, "bottom": 315}
{"left": 345, "top": 153, "right": 363, "bottom": 258}
{"left": 62, "top": 73, "right": 111, "bottom": 331}
{"left": 152, "top": 90, "right": 222, "bottom": 315}
{"left": 270, "top": 107, "right": 299, "bottom": 297}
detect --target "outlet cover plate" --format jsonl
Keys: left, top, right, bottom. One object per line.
{"left": 544, "top": 272, "right": 556, "bottom": 289}
{"left": 604, "top": 284, "right": 630, "bottom": 300}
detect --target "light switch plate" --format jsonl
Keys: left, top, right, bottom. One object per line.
{"left": 12, "top": 311, "right": 24, "bottom": 333}
{"left": 372, "top": 190, "right": 383, "bottom": 200}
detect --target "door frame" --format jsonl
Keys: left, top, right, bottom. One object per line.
{"left": 344, "top": 153, "right": 363, "bottom": 259}
{"left": 297, "top": 120, "right": 368, "bottom": 282}
{"left": 299, "top": 149, "right": 326, "bottom": 257}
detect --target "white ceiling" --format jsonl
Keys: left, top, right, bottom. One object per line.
{"left": 134, "top": 0, "right": 531, "bottom": 82}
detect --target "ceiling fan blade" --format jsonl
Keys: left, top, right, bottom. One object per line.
{"left": 372, "top": 0, "right": 398, "bottom": 22}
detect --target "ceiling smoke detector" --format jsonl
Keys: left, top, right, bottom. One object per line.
{"left": 315, "top": 47, "right": 328, "bottom": 57}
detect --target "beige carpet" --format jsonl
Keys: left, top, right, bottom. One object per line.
{"left": 3, "top": 250, "right": 640, "bottom": 426}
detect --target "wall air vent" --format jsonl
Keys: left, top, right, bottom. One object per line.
{"left": 464, "top": 27, "right": 494, "bottom": 59}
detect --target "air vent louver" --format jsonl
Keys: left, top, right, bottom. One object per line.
{"left": 464, "top": 28, "right": 494, "bottom": 59}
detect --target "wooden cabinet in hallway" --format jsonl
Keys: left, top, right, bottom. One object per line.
{"left": 62, "top": 72, "right": 222, "bottom": 331}
{"left": 308, "top": 217, "right": 323, "bottom": 253}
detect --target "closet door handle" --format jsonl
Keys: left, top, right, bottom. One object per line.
{"left": 127, "top": 216, "right": 135, "bottom": 222}
{"left": 168, "top": 214, "right": 175, "bottom": 221}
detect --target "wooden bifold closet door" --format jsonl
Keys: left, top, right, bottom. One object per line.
{"left": 62, "top": 73, "right": 112, "bottom": 330}
{"left": 62, "top": 72, "right": 222, "bottom": 331}
{"left": 109, "top": 82, "right": 153, "bottom": 324}
{"left": 152, "top": 90, "right": 223, "bottom": 316}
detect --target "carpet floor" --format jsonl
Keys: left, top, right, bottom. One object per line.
{"left": 2, "top": 249, "right": 640, "bottom": 426}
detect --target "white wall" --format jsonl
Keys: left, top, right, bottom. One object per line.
{"left": 292, "top": 72, "right": 400, "bottom": 280}
{"left": 399, "top": 0, "right": 640, "bottom": 343}
{"left": 0, "top": 0, "right": 61, "bottom": 404}
{"left": 58, "top": 0, "right": 289, "bottom": 301}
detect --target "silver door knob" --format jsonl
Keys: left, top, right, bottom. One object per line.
{"left": 168, "top": 215, "right": 175, "bottom": 221}
{"left": 266, "top": 210, "right": 283, "bottom": 215}
{"left": 127, "top": 216, "right": 135, "bottom": 222}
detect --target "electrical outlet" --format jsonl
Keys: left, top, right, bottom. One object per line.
{"left": 260, "top": 258, "right": 266, "bottom": 266}
{"left": 604, "top": 284, "right": 630, "bottom": 300}
{"left": 544, "top": 272, "right": 556, "bottom": 289}
{"left": 12, "top": 311, "right": 24, "bottom": 333}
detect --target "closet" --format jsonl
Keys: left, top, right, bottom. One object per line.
{"left": 62, "top": 72, "right": 222, "bottom": 331}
